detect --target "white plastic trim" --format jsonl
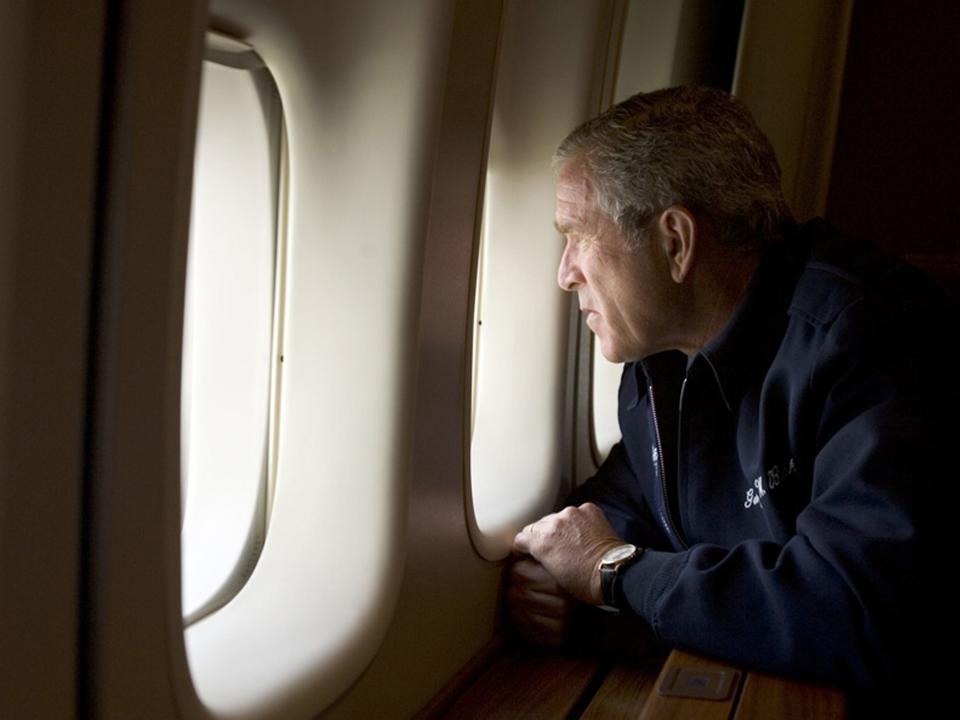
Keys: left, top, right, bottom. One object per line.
{"left": 181, "top": 1, "right": 448, "bottom": 714}
{"left": 591, "top": 340, "right": 622, "bottom": 464}
{"left": 467, "top": 0, "right": 617, "bottom": 560}
{"left": 180, "top": 59, "right": 278, "bottom": 624}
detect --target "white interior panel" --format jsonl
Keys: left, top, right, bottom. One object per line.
{"left": 468, "top": 0, "right": 613, "bottom": 560}
{"left": 591, "top": 340, "right": 623, "bottom": 463}
{"left": 180, "top": 59, "right": 276, "bottom": 625}
{"left": 614, "top": 0, "right": 685, "bottom": 100}
{"left": 183, "top": 1, "right": 450, "bottom": 715}
{"left": 733, "top": 0, "right": 853, "bottom": 219}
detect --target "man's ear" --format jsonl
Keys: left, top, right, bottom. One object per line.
{"left": 656, "top": 206, "right": 698, "bottom": 283}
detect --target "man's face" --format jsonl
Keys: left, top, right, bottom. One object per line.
{"left": 554, "top": 161, "right": 678, "bottom": 363}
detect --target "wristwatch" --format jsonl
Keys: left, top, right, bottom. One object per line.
{"left": 598, "top": 543, "right": 643, "bottom": 612}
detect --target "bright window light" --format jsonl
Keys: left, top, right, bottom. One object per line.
{"left": 592, "top": 341, "right": 622, "bottom": 464}
{"left": 180, "top": 48, "right": 284, "bottom": 625}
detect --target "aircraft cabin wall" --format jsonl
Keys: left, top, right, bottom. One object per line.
{"left": 1, "top": 2, "right": 106, "bottom": 717}
{"left": 9, "top": 0, "right": 957, "bottom": 719}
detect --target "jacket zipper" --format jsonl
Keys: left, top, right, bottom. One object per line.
{"left": 648, "top": 382, "right": 688, "bottom": 550}
{"left": 675, "top": 376, "right": 689, "bottom": 550}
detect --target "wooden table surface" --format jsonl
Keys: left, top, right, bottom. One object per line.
{"left": 431, "top": 645, "right": 847, "bottom": 719}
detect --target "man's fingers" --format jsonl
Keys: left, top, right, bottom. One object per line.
{"left": 506, "top": 584, "right": 572, "bottom": 616}
{"left": 512, "top": 527, "right": 531, "bottom": 556}
{"left": 507, "top": 604, "right": 568, "bottom": 648}
{"left": 511, "top": 505, "right": 623, "bottom": 604}
{"left": 505, "top": 554, "right": 578, "bottom": 648}
{"left": 508, "top": 557, "right": 561, "bottom": 590}
{"left": 511, "top": 521, "right": 539, "bottom": 557}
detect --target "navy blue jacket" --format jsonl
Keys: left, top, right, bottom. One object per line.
{"left": 569, "top": 219, "right": 956, "bottom": 694}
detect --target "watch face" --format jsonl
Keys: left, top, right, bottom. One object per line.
{"left": 602, "top": 544, "right": 637, "bottom": 565}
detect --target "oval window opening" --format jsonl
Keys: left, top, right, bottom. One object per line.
{"left": 180, "top": 33, "right": 285, "bottom": 625}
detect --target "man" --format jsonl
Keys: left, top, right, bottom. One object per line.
{"left": 507, "top": 86, "right": 953, "bottom": 708}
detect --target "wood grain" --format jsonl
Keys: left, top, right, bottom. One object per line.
{"left": 413, "top": 634, "right": 505, "bottom": 720}
{"left": 579, "top": 651, "right": 668, "bottom": 720}
{"left": 422, "top": 644, "right": 848, "bottom": 719}
{"left": 438, "top": 645, "right": 601, "bottom": 719}
{"left": 733, "top": 670, "right": 847, "bottom": 720}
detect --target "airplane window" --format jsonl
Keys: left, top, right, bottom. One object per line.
{"left": 591, "top": 342, "right": 622, "bottom": 464}
{"left": 181, "top": 10, "right": 439, "bottom": 711}
{"left": 180, "top": 40, "right": 285, "bottom": 625}
{"left": 588, "top": 0, "right": 745, "bottom": 469}
{"left": 467, "top": 1, "right": 601, "bottom": 561}
{"left": 468, "top": 165, "right": 566, "bottom": 561}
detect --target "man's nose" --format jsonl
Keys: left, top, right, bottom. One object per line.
{"left": 557, "top": 243, "right": 582, "bottom": 292}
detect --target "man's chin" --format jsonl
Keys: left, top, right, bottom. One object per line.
{"left": 593, "top": 328, "right": 642, "bottom": 364}
{"left": 596, "top": 340, "right": 626, "bottom": 365}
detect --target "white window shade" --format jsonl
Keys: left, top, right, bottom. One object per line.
{"left": 181, "top": 7, "right": 443, "bottom": 711}
{"left": 467, "top": 0, "right": 618, "bottom": 560}
{"left": 591, "top": 341, "right": 622, "bottom": 464}
{"left": 180, "top": 57, "right": 281, "bottom": 624}
{"left": 469, "top": 167, "right": 568, "bottom": 559}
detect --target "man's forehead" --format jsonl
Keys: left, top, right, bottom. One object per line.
{"left": 556, "top": 160, "right": 594, "bottom": 199}
{"left": 554, "top": 161, "right": 596, "bottom": 231}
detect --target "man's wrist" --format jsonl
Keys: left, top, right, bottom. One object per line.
{"left": 589, "top": 540, "right": 628, "bottom": 604}
{"left": 597, "top": 543, "right": 643, "bottom": 611}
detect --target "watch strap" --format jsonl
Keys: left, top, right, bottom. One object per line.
{"left": 600, "top": 545, "right": 644, "bottom": 611}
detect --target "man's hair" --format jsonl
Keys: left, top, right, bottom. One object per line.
{"left": 555, "top": 86, "right": 793, "bottom": 250}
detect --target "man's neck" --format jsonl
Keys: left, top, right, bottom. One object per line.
{"left": 680, "top": 250, "right": 760, "bottom": 357}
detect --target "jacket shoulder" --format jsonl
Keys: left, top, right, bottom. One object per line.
{"left": 786, "top": 220, "right": 943, "bottom": 333}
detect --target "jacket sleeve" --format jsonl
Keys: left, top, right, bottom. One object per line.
{"left": 617, "top": 304, "right": 955, "bottom": 691}
{"left": 564, "top": 441, "right": 672, "bottom": 551}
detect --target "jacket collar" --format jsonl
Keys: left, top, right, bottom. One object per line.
{"left": 621, "top": 221, "right": 818, "bottom": 413}
{"left": 696, "top": 222, "right": 814, "bottom": 411}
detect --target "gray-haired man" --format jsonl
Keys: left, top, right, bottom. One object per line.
{"left": 509, "top": 86, "right": 953, "bottom": 715}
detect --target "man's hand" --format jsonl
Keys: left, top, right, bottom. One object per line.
{"left": 511, "top": 503, "right": 624, "bottom": 605}
{"left": 505, "top": 558, "right": 577, "bottom": 647}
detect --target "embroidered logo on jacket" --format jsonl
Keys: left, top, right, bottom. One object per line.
{"left": 744, "top": 458, "right": 798, "bottom": 509}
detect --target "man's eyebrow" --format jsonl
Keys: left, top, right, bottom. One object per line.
{"left": 553, "top": 219, "right": 570, "bottom": 234}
